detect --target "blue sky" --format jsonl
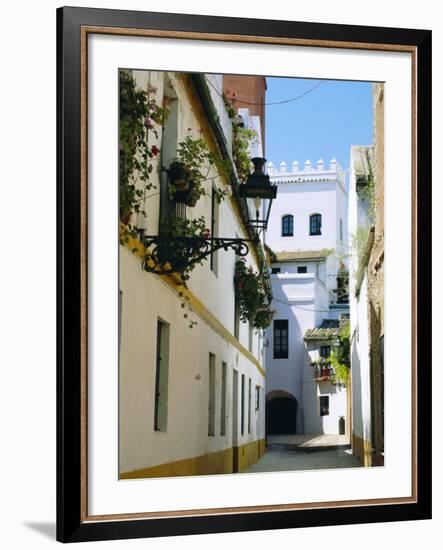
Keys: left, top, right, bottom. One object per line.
{"left": 265, "top": 78, "right": 373, "bottom": 174}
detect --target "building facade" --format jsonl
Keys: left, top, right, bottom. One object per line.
{"left": 265, "top": 159, "right": 350, "bottom": 436}
{"left": 348, "top": 83, "right": 384, "bottom": 467}
{"left": 119, "top": 71, "right": 269, "bottom": 478}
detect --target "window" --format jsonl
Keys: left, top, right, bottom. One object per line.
{"left": 297, "top": 266, "right": 307, "bottom": 274}
{"left": 234, "top": 297, "right": 240, "bottom": 339}
{"left": 310, "top": 213, "right": 322, "bottom": 235}
{"left": 248, "top": 323, "right": 253, "bottom": 352}
{"left": 241, "top": 374, "right": 245, "bottom": 435}
{"left": 248, "top": 378, "right": 252, "bottom": 434}
{"left": 234, "top": 237, "right": 241, "bottom": 339}
{"left": 319, "top": 396, "right": 330, "bottom": 416}
{"left": 210, "top": 187, "right": 219, "bottom": 274}
{"left": 282, "top": 215, "right": 294, "bottom": 236}
{"left": 320, "top": 345, "right": 331, "bottom": 358}
{"left": 273, "top": 320, "right": 289, "bottom": 359}
{"left": 271, "top": 267, "right": 281, "bottom": 274}
{"left": 159, "top": 78, "right": 183, "bottom": 224}
{"left": 154, "top": 320, "right": 170, "bottom": 431}
{"left": 220, "top": 362, "right": 227, "bottom": 436}
{"left": 255, "top": 386, "right": 261, "bottom": 411}
{"left": 208, "top": 353, "right": 216, "bottom": 436}
{"left": 340, "top": 218, "right": 343, "bottom": 241}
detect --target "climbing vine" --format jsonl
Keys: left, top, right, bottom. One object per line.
{"left": 119, "top": 70, "right": 169, "bottom": 233}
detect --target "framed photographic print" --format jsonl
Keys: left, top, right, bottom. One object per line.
{"left": 57, "top": 6, "right": 432, "bottom": 543}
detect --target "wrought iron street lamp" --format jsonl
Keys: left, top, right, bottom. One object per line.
{"left": 140, "top": 157, "right": 277, "bottom": 277}
{"left": 239, "top": 157, "right": 277, "bottom": 231}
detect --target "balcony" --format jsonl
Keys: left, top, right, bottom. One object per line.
{"left": 311, "top": 361, "right": 333, "bottom": 382}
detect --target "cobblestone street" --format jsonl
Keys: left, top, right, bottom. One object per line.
{"left": 247, "top": 435, "right": 360, "bottom": 473}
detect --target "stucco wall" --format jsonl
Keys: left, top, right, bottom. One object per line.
{"left": 119, "top": 70, "right": 266, "bottom": 476}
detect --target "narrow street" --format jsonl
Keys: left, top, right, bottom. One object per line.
{"left": 247, "top": 435, "right": 360, "bottom": 473}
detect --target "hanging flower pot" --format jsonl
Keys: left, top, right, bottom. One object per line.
{"left": 173, "top": 179, "right": 204, "bottom": 208}
{"left": 168, "top": 161, "right": 191, "bottom": 191}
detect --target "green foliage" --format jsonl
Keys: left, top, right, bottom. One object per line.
{"left": 222, "top": 92, "right": 237, "bottom": 119}
{"left": 119, "top": 70, "right": 168, "bottom": 227}
{"left": 361, "top": 149, "right": 376, "bottom": 221}
{"left": 330, "top": 323, "right": 351, "bottom": 387}
{"left": 232, "top": 125, "right": 258, "bottom": 183}
{"left": 153, "top": 216, "right": 210, "bottom": 281}
{"left": 178, "top": 290, "right": 198, "bottom": 329}
{"left": 168, "top": 134, "right": 230, "bottom": 206}
{"left": 234, "top": 260, "right": 275, "bottom": 329}
{"left": 350, "top": 225, "right": 371, "bottom": 282}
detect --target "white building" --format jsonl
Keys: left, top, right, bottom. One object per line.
{"left": 265, "top": 159, "right": 349, "bottom": 436}
{"left": 348, "top": 145, "right": 375, "bottom": 465}
{"left": 119, "top": 71, "right": 268, "bottom": 478}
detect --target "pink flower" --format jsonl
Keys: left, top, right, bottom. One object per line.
{"left": 144, "top": 117, "right": 154, "bottom": 128}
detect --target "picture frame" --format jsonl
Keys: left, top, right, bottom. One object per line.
{"left": 56, "top": 5, "right": 432, "bottom": 543}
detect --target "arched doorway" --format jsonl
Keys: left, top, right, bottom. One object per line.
{"left": 266, "top": 391, "right": 298, "bottom": 435}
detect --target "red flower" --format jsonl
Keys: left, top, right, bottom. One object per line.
{"left": 151, "top": 145, "right": 160, "bottom": 156}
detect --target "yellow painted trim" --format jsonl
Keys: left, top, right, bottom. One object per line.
{"left": 120, "top": 439, "right": 266, "bottom": 479}
{"left": 352, "top": 433, "right": 372, "bottom": 467}
{"left": 234, "top": 438, "right": 267, "bottom": 473}
{"left": 120, "top": 226, "right": 266, "bottom": 378}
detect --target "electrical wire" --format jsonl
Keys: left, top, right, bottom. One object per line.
{"left": 205, "top": 76, "right": 325, "bottom": 107}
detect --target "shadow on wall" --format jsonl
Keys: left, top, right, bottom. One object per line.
{"left": 351, "top": 334, "right": 363, "bottom": 443}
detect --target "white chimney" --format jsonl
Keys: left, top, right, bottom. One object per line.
{"left": 330, "top": 157, "right": 338, "bottom": 171}
{"left": 317, "top": 158, "right": 324, "bottom": 171}
{"left": 279, "top": 161, "right": 287, "bottom": 174}
{"left": 267, "top": 161, "right": 275, "bottom": 175}
{"left": 292, "top": 160, "right": 299, "bottom": 172}
{"left": 304, "top": 159, "right": 312, "bottom": 171}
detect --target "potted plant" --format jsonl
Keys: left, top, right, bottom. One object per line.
{"left": 153, "top": 216, "right": 211, "bottom": 281}
{"left": 253, "top": 306, "right": 275, "bottom": 330}
{"left": 167, "top": 160, "right": 191, "bottom": 191}
{"left": 168, "top": 134, "right": 229, "bottom": 207}
{"left": 234, "top": 259, "right": 274, "bottom": 330}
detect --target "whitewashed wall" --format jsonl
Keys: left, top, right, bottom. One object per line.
{"left": 303, "top": 342, "right": 348, "bottom": 435}
{"left": 266, "top": 163, "right": 347, "bottom": 254}
{"left": 119, "top": 71, "right": 266, "bottom": 474}
{"left": 265, "top": 269, "right": 329, "bottom": 434}
{"left": 348, "top": 147, "right": 372, "bottom": 446}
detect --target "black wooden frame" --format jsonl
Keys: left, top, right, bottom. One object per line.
{"left": 57, "top": 6, "right": 432, "bottom": 543}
